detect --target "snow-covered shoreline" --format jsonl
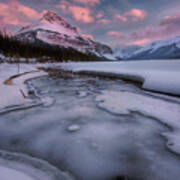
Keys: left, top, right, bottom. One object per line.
{"left": 0, "top": 149, "right": 73, "bottom": 180}
{"left": 95, "top": 90, "right": 180, "bottom": 153}
{"left": 60, "top": 60, "right": 180, "bottom": 96}
{"left": 0, "top": 63, "right": 53, "bottom": 113}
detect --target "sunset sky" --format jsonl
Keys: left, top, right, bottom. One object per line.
{"left": 0, "top": 0, "right": 180, "bottom": 47}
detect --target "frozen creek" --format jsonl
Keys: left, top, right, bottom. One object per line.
{"left": 0, "top": 69, "right": 180, "bottom": 180}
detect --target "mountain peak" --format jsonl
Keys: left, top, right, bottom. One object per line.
{"left": 15, "top": 11, "right": 113, "bottom": 59}
{"left": 43, "top": 11, "right": 66, "bottom": 23}
{"left": 17, "top": 10, "right": 79, "bottom": 36}
{"left": 41, "top": 11, "right": 79, "bottom": 33}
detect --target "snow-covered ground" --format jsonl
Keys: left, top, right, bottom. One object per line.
{"left": 60, "top": 60, "right": 180, "bottom": 95}
{"left": 95, "top": 90, "right": 180, "bottom": 153}
{"left": 0, "top": 63, "right": 59, "bottom": 114}
{"left": 0, "top": 54, "right": 38, "bottom": 63}
{"left": 0, "top": 150, "right": 73, "bottom": 180}
{"left": 0, "top": 165, "right": 34, "bottom": 180}
{"left": 0, "top": 61, "right": 180, "bottom": 179}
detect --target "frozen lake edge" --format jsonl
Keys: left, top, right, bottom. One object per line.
{"left": 1, "top": 61, "right": 180, "bottom": 180}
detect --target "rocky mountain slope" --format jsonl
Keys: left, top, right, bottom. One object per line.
{"left": 128, "top": 36, "right": 180, "bottom": 60}
{"left": 113, "top": 45, "right": 141, "bottom": 60}
{"left": 15, "top": 11, "right": 113, "bottom": 59}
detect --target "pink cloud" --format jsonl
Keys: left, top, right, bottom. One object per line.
{"left": 107, "top": 27, "right": 161, "bottom": 47}
{"left": 68, "top": 6, "right": 94, "bottom": 23}
{"left": 56, "top": 1, "right": 94, "bottom": 23}
{"left": 121, "top": 27, "right": 163, "bottom": 46}
{"left": 114, "top": 14, "right": 127, "bottom": 22}
{"left": 96, "top": 12, "right": 104, "bottom": 19}
{"left": 107, "top": 31, "right": 125, "bottom": 39}
{"left": 130, "top": 39, "right": 150, "bottom": 46}
{"left": 129, "top": 13, "right": 180, "bottom": 46}
{"left": 124, "top": 9, "right": 147, "bottom": 22}
{"left": 71, "top": 0, "right": 100, "bottom": 6}
{"left": 0, "top": 0, "right": 44, "bottom": 26}
{"left": 97, "top": 19, "right": 111, "bottom": 25}
{"left": 110, "top": 12, "right": 180, "bottom": 47}
{"left": 115, "top": 9, "right": 147, "bottom": 23}
{"left": 160, "top": 13, "right": 180, "bottom": 29}
{"left": 116, "top": 19, "right": 180, "bottom": 47}
{"left": 56, "top": 0, "right": 69, "bottom": 11}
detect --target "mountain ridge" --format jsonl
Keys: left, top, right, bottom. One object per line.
{"left": 15, "top": 11, "right": 113, "bottom": 60}
{"left": 127, "top": 36, "right": 180, "bottom": 60}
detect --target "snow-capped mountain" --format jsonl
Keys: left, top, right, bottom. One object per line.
{"left": 113, "top": 45, "right": 141, "bottom": 60}
{"left": 128, "top": 36, "right": 180, "bottom": 60}
{"left": 15, "top": 11, "right": 113, "bottom": 59}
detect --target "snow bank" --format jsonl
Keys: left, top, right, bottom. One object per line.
{"left": 0, "top": 64, "right": 48, "bottom": 113}
{"left": 60, "top": 60, "right": 180, "bottom": 95}
{"left": 0, "top": 150, "right": 73, "bottom": 180}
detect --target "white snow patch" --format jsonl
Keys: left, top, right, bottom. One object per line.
{"left": 36, "top": 31, "right": 73, "bottom": 48}
{"left": 0, "top": 63, "right": 59, "bottom": 112}
{"left": 96, "top": 90, "right": 180, "bottom": 153}
{"left": 103, "top": 53, "right": 117, "bottom": 60}
{"left": 41, "top": 96, "right": 55, "bottom": 107}
{"left": 0, "top": 165, "right": 34, "bottom": 180}
{"left": 67, "top": 125, "right": 81, "bottom": 132}
{"left": 77, "top": 91, "right": 88, "bottom": 98}
{"left": 176, "top": 42, "right": 180, "bottom": 49}
{"left": 0, "top": 55, "right": 39, "bottom": 63}
{"left": 17, "top": 18, "right": 78, "bottom": 38}
{"left": 60, "top": 60, "right": 180, "bottom": 95}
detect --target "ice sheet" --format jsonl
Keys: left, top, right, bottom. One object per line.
{"left": 96, "top": 90, "right": 180, "bottom": 153}
{"left": 0, "top": 73, "right": 180, "bottom": 179}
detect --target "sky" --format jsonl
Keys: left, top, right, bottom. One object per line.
{"left": 0, "top": 0, "right": 180, "bottom": 48}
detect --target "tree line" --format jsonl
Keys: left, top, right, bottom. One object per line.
{"left": 0, "top": 31, "right": 102, "bottom": 62}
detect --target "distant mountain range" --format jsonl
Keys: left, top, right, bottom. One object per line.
{"left": 15, "top": 11, "right": 114, "bottom": 60}
{"left": 114, "top": 36, "right": 180, "bottom": 60}
{"left": 113, "top": 45, "right": 141, "bottom": 60}
{"left": 125, "top": 36, "right": 180, "bottom": 60}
